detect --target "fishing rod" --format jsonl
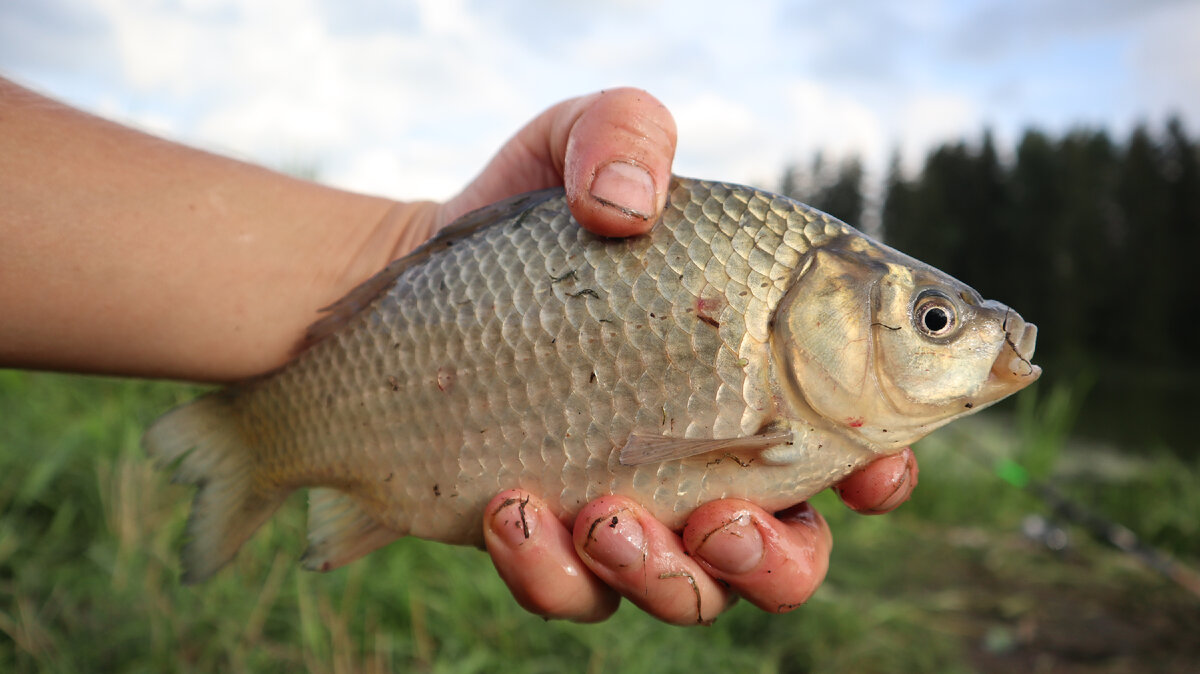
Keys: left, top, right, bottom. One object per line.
{"left": 991, "top": 454, "right": 1200, "bottom": 601}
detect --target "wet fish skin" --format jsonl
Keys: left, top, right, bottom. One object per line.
{"left": 145, "top": 177, "right": 1040, "bottom": 582}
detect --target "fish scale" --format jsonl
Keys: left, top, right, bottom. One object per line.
{"left": 145, "top": 177, "right": 1040, "bottom": 582}
{"left": 266, "top": 180, "right": 813, "bottom": 534}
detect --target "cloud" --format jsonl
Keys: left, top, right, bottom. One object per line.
{"left": 945, "top": 0, "right": 1187, "bottom": 63}
{"left": 892, "top": 91, "right": 980, "bottom": 168}
{"left": 0, "top": 0, "right": 115, "bottom": 75}
{"left": 4, "top": 0, "right": 1197, "bottom": 206}
{"left": 671, "top": 92, "right": 766, "bottom": 180}
{"left": 12, "top": 0, "right": 538, "bottom": 199}
{"left": 1130, "top": 3, "right": 1200, "bottom": 127}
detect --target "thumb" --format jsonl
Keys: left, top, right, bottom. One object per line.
{"left": 440, "top": 88, "right": 676, "bottom": 238}
{"left": 561, "top": 88, "right": 677, "bottom": 237}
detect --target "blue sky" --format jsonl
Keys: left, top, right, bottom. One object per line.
{"left": 3, "top": 0, "right": 1197, "bottom": 205}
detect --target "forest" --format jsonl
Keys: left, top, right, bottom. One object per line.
{"left": 780, "top": 118, "right": 1200, "bottom": 456}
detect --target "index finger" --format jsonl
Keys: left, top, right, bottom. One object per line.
{"left": 834, "top": 448, "right": 919, "bottom": 514}
{"left": 682, "top": 499, "right": 833, "bottom": 613}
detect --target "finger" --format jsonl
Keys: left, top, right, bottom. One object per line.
{"left": 682, "top": 500, "right": 832, "bottom": 614}
{"left": 573, "top": 496, "right": 732, "bottom": 626}
{"left": 833, "top": 447, "right": 919, "bottom": 514}
{"left": 440, "top": 88, "right": 676, "bottom": 238}
{"left": 561, "top": 88, "right": 676, "bottom": 237}
{"left": 483, "top": 490, "right": 618, "bottom": 622}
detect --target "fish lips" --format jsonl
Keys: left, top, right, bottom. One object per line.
{"left": 981, "top": 306, "right": 1042, "bottom": 399}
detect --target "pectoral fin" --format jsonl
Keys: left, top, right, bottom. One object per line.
{"left": 619, "top": 429, "right": 793, "bottom": 466}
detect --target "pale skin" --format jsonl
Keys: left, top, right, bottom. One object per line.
{"left": 0, "top": 77, "right": 919, "bottom": 625}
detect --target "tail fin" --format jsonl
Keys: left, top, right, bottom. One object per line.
{"left": 144, "top": 391, "right": 286, "bottom": 583}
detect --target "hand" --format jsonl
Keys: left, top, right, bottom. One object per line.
{"left": 389, "top": 87, "right": 677, "bottom": 259}
{"left": 0, "top": 81, "right": 672, "bottom": 381}
{"left": 484, "top": 449, "right": 919, "bottom": 624}
{"left": 0, "top": 76, "right": 919, "bottom": 621}
{"left": 433, "top": 88, "right": 918, "bottom": 624}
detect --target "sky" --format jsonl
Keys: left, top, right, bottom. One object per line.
{"left": 3, "top": 0, "right": 1198, "bottom": 207}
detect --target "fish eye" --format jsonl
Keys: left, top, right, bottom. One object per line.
{"left": 913, "top": 291, "right": 958, "bottom": 339}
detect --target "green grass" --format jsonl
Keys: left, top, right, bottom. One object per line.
{"left": 2, "top": 371, "right": 1197, "bottom": 673}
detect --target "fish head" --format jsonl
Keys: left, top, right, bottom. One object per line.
{"left": 773, "top": 234, "right": 1041, "bottom": 451}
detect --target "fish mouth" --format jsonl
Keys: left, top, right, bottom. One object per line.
{"left": 989, "top": 309, "right": 1041, "bottom": 384}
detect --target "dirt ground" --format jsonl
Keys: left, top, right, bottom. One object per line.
{"left": 931, "top": 528, "right": 1200, "bottom": 673}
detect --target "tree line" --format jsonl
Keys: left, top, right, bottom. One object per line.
{"left": 778, "top": 120, "right": 1198, "bottom": 450}
{"left": 780, "top": 119, "right": 1200, "bottom": 382}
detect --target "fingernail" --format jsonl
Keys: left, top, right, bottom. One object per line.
{"left": 590, "top": 161, "right": 655, "bottom": 220}
{"left": 491, "top": 496, "right": 536, "bottom": 547}
{"left": 869, "top": 467, "right": 912, "bottom": 514}
{"left": 695, "top": 513, "right": 763, "bottom": 575}
{"left": 775, "top": 502, "right": 819, "bottom": 528}
{"left": 582, "top": 509, "right": 645, "bottom": 568}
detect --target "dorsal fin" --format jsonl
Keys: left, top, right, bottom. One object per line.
{"left": 301, "top": 187, "right": 563, "bottom": 349}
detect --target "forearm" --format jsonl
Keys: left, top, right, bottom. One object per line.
{"left": 0, "top": 77, "right": 436, "bottom": 382}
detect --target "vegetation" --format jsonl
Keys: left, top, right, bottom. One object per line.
{"left": 3, "top": 376, "right": 1198, "bottom": 671}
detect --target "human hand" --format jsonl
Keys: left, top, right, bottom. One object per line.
{"left": 483, "top": 449, "right": 919, "bottom": 624}
{"left": 389, "top": 87, "right": 677, "bottom": 258}
{"left": 354, "top": 77, "right": 919, "bottom": 623}
{"left": 0, "top": 82, "right": 661, "bottom": 381}
{"left": 423, "top": 89, "right": 919, "bottom": 624}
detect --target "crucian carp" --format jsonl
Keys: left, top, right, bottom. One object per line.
{"left": 145, "top": 177, "right": 1040, "bottom": 582}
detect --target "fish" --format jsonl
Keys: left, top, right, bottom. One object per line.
{"left": 144, "top": 176, "right": 1041, "bottom": 582}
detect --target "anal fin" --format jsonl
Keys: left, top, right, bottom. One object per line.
{"left": 619, "top": 428, "right": 794, "bottom": 466}
{"left": 301, "top": 488, "right": 401, "bottom": 573}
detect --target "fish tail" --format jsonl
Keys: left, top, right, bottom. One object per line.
{"left": 144, "top": 390, "right": 285, "bottom": 583}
